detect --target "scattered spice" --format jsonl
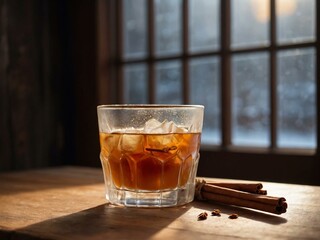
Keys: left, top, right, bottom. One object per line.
{"left": 228, "top": 213, "right": 239, "bottom": 219}
{"left": 211, "top": 209, "right": 221, "bottom": 216}
{"left": 197, "top": 210, "right": 239, "bottom": 221}
{"left": 197, "top": 212, "right": 208, "bottom": 221}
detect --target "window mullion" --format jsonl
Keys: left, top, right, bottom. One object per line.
{"left": 147, "top": 0, "right": 155, "bottom": 104}
{"left": 182, "top": 0, "right": 189, "bottom": 104}
{"left": 316, "top": 0, "right": 320, "bottom": 155}
{"left": 221, "top": 0, "right": 231, "bottom": 148}
{"left": 116, "top": 0, "right": 124, "bottom": 103}
{"left": 270, "top": 0, "right": 277, "bottom": 149}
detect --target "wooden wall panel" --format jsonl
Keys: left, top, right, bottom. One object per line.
{"left": 0, "top": 0, "right": 105, "bottom": 171}
{"left": 0, "top": 0, "right": 65, "bottom": 171}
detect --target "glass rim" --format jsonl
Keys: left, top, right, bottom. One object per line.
{"left": 97, "top": 104, "right": 204, "bottom": 110}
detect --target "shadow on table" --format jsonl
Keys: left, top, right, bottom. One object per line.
{"left": 13, "top": 203, "right": 191, "bottom": 240}
{"left": 192, "top": 200, "right": 288, "bottom": 225}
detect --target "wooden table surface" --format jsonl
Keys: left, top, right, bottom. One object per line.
{"left": 0, "top": 166, "right": 319, "bottom": 240}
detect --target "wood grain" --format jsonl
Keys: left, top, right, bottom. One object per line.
{"left": 1, "top": 166, "right": 320, "bottom": 239}
{"left": 0, "top": 0, "right": 64, "bottom": 171}
{"left": 0, "top": 0, "right": 101, "bottom": 172}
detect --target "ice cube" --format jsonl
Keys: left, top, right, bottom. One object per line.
{"left": 143, "top": 119, "right": 165, "bottom": 133}
{"left": 166, "top": 120, "right": 188, "bottom": 133}
{"left": 120, "top": 134, "right": 144, "bottom": 153}
{"left": 100, "top": 133, "right": 121, "bottom": 156}
{"left": 143, "top": 119, "right": 188, "bottom": 133}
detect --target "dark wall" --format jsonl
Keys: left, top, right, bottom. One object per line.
{"left": 0, "top": 0, "right": 99, "bottom": 171}
{"left": 70, "top": 1, "right": 101, "bottom": 168}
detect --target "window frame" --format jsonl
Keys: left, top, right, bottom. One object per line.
{"left": 97, "top": 0, "right": 320, "bottom": 185}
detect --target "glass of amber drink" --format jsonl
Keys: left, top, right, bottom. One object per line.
{"left": 97, "top": 105, "right": 204, "bottom": 207}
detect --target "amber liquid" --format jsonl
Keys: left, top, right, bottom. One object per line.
{"left": 99, "top": 132, "right": 201, "bottom": 191}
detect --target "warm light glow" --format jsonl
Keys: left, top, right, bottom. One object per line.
{"left": 251, "top": 0, "right": 297, "bottom": 23}
{"left": 251, "top": 0, "right": 270, "bottom": 23}
{"left": 276, "top": 0, "right": 297, "bottom": 16}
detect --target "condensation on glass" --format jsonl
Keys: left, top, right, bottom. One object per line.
{"left": 155, "top": 60, "right": 182, "bottom": 104}
{"left": 189, "top": 56, "right": 221, "bottom": 145}
{"left": 232, "top": 52, "right": 270, "bottom": 146}
{"left": 231, "top": 0, "right": 270, "bottom": 49}
{"left": 97, "top": 105, "right": 204, "bottom": 207}
{"left": 277, "top": 48, "right": 316, "bottom": 148}
{"left": 123, "top": 0, "right": 147, "bottom": 59}
{"left": 189, "top": 0, "right": 220, "bottom": 53}
{"left": 124, "top": 64, "right": 148, "bottom": 104}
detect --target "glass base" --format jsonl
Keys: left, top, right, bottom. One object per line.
{"left": 105, "top": 184, "right": 195, "bottom": 207}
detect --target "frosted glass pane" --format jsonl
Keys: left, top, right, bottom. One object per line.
{"left": 155, "top": 61, "right": 182, "bottom": 104}
{"left": 231, "top": 0, "right": 269, "bottom": 48}
{"left": 277, "top": 0, "right": 315, "bottom": 44}
{"left": 123, "top": 0, "right": 147, "bottom": 59}
{"left": 277, "top": 48, "right": 316, "bottom": 148}
{"left": 232, "top": 53, "right": 270, "bottom": 146}
{"left": 190, "top": 57, "right": 221, "bottom": 145}
{"left": 155, "top": 0, "right": 182, "bottom": 56}
{"left": 124, "top": 64, "right": 148, "bottom": 104}
{"left": 189, "top": 0, "right": 220, "bottom": 53}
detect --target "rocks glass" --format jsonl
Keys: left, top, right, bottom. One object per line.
{"left": 97, "top": 105, "right": 204, "bottom": 207}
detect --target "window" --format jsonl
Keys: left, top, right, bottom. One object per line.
{"left": 100, "top": 0, "right": 320, "bottom": 184}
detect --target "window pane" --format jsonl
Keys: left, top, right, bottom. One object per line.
{"left": 190, "top": 57, "right": 221, "bottom": 145}
{"left": 232, "top": 52, "right": 270, "bottom": 146}
{"left": 124, "top": 64, "right": 148, "bottom": 103}
{"left": 189, "top": 0, "right": 220, "bottom": 53}
{"left": 155, "top": 0, "right": 182, "bottom": 56}
{"left": 123, "top": 0, "right": 147, "bottom": 59}
{"left": 155, "top": 61, "right": 182, "bottom": 104}
{"left": 277, "top": 0, "right": 315, "bottom": 44}
{"left": 277, "top": 48, "right": 316, "bottom": 148}
{"left": 231, "top": 0, "right": 269, "bottom": 48}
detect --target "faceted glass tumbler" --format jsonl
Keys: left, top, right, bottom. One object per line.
{"left": 97, "top": 105, "right": 204, "bottom": 207}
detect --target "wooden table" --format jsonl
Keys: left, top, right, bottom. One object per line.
{"left": 0, "top": 166, "right": 319, "bottom": 239}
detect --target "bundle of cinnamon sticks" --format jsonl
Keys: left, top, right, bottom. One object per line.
{"left": 195, "top": 179, "right": 287, "bottom": 215}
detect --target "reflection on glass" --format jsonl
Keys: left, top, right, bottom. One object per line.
{"left": 232, "top": 52, "right": 270, "bottom": 146}
{"left": 190, "top": 57, "right": 221, "bottom": 145}
{"left": 231, "top": 0, "right": 269, "bottom": 48}
{"left": 155, "top": 0, "right": 182, "bottom": 56}
{"left": 124, "top": 64, "right": 148, "bottom": 103}
{"left": 277, "top": 0, "right": 315, "bottom": 44}
{"left": 123, "top": 0, "right": 147, "bottom": 59}
{"left": 155, "top": 61, "right": 182, "bottom": 104}
{"left": 277, "top": 48, "right": 316, "bottom": 148}
{"left": 189, "top": 0, "right": 220, "bottom": 53}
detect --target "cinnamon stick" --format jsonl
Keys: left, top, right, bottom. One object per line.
{"left": 206, "top": 182, "right": 266, "bottom": 195}
{"left": 195, "top": 180, "right": 287, "bottom": 215}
